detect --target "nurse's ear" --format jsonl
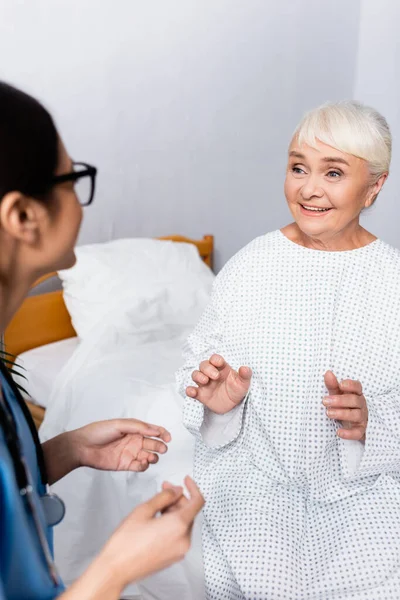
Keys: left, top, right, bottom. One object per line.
{"left": 0, "top": 191, "right": 49, "bottom": 245}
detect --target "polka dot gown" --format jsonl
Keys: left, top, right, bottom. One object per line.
{"left": 176, "top": 230, "right": 400, "bottom": 599}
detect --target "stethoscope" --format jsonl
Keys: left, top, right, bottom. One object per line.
{"left": 0, "top": 362, "right": 65, "bottom": 586}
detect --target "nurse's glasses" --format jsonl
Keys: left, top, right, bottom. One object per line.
{"left": 51, "top": 162, "right": 97, "bottom": 206}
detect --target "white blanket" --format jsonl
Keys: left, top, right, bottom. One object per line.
{"left": 40, "top": 317, "right": 205, "bottom": 599}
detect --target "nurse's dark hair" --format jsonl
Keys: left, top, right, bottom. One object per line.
{"left": 0, "top": 81, "right": 58, "bottom": 202}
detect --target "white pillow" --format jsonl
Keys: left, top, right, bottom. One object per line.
{"left": 58, "top": 238, "right": 214, "bottom": 339}
{"left": 15, "top": 337, "right": 79, "bottom": 408}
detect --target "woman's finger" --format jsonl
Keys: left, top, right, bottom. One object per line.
{"left": 337, "top": 427, "right": 365, "bottom": 441}
{"left": 323, "top": 394, "right": 363, "bottom": 409}
{"left": 340, "top": 379, "right": 363, "bottom": 395}
{"left": 199, "top": 362, "right": 220, "bottom": 381}
{"left": 186, "top": 386, "right": 198, "bottom": 398}
{"left": 209, "top": 354, "right": 226, "bottom": 369}
{"left": 142, "top": 438, "right": 168, "bottom": 454}
{"left": 238, "top": 366, "right": 252, "bottom": 382}
{"left": 326, "top": 408, "right": 363, "bottom": 423}
{"left": 324, "top": 371, "right": 341, "bottom": 396}
{"left": 192, "top": 370, "right": 210, "bottom": 385}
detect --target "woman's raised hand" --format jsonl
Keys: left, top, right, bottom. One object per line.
{"left": 186, "top": 354, "right": 251, "bottom": 414}
{"left": 323, "top": 371, "right": 368, "bottom": 441}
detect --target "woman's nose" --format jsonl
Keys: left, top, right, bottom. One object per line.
{"left": 300, "top": 176, "right": 324, "bottom": 200}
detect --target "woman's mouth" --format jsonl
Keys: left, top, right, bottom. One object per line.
{"left": 300, "top": 204, "right": 333, "bottom": 217}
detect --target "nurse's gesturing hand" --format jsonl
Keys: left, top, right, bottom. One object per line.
{"left": 61, "top": 476, "right": 204, "bottom": 600}
{"left": 186, "top": 353, "right": 252, "bottom": 414}
{"left": 42, "top": 419, "right": 171, "bottom": 485}
{"left": 102, "top": 476, "right": 204, "bottom": 585}
{"left": 75, "top": 418, "right": 171, "bottom": 471}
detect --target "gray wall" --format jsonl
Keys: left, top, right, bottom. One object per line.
{"left": 356, "top": 0, "right": 400, "bottom": 244}
{"left": 3, "top": 0, "right": 393, "bottom": 272}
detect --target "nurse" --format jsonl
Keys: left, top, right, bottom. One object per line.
{"left": 0, "top": 81, "right": 203, "bottom": 600}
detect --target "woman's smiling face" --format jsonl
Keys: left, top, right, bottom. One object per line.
{"left": 284, "top": 139, "right": 380, "bottom": 243}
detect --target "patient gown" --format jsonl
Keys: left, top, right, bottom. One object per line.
{"left": 177, "top": 230, "right": 400, "bottom": 600}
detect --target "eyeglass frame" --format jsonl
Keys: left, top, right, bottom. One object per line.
{"left": 51, "top": 161, "right": 97, "bottom": 206}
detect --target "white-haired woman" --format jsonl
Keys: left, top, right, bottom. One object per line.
{"left": 177, "top": 101, "right": 400, "bottom": 599}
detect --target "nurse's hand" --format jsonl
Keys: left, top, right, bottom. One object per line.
{"left": 102, "top": 476, "right": 204, "bottom": 587}
{"left": 61, "top": 476, "right": 204, "bottom": 600}
{"left": 186, "top": 354, "right": 251, "bottom": 414}
{"left": 74, "top": 418, "right": 171, "bottom": 472}
{"left": 43, "top": 419, "right": 171, "bottom": 485}
{"left": 323, "top": 371, "right": 368, "bottom": 441}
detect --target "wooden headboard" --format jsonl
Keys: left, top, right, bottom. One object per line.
{"left": 4, "top": 234, "right": 214, "bottom": 358}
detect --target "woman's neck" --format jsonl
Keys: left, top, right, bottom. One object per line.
{"left": 281, "top": 222, "right": 376, "bottom": 252}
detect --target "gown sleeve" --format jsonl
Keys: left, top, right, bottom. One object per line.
{"left": 339, "top": 385, "right": 400, "bottom": 479}
{"left": 176, "top": 256, "right": 249, "bottom": 450}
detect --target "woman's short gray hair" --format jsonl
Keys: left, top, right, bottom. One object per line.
{"left": 294, "top": 101, "right": 392, "bottom": 180}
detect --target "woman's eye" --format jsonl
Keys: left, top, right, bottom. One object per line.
{"left": 327, "top": 170, "right": 341, "bottom": 178}
{"left": 292, "top": 166, "right": 306, "bottom": 175}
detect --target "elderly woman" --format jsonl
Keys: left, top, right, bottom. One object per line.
{"left": 177, "top": 101, "right": 400, "bottom": 599}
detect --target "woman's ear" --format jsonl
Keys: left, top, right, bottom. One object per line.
{"left": 365, "top": 172, "right": 388, "bottom": 208}
{"left": 0, "top": 191, "right": 46, "bottom": 244}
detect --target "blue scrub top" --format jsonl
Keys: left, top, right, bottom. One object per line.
{"left": 0, "top": 362, "right": 65, "bottom": 599}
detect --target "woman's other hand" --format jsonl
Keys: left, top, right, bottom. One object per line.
{"left": 323, "top": 371, "right": 368, "bottom": 441}
{"left": 74, "top": 418, "right": 171, "bottom": 472}
{"left": 186, "top": 354, "right": 251, "bottom": 414}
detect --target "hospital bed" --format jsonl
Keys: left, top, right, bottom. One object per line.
{"left": 4, "top": 234, "right": 214, "bottom": 429}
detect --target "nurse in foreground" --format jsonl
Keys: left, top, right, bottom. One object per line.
{"left": 0, "top": 81, "right": 203, "bottom": 600}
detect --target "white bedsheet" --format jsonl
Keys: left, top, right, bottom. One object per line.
{"left": 16, "top": 337, "right": 79, "bottom": 408}
{"left": 39, "top": 318, "right": 204, "bottom": 600}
